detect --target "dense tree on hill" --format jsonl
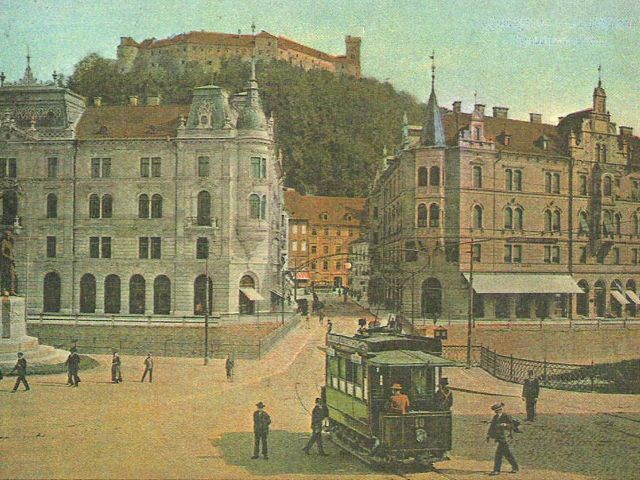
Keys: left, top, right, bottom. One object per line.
{"left": 67, "top": 54, "right": 426, "bottom": 196}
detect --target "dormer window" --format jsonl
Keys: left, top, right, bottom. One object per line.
{"left": 320, "top": 212, "right": 328, "bottom": 221}
{"left": 497, "top": 132, "right": 512, "bottom": 146}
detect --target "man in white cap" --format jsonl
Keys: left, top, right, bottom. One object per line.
{"left": 486, "top": 402, "right": 519, "bottom": 475}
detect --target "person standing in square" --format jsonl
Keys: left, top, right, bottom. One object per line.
{"left": 252, "top": 401, "right": 271, "bottom": 460}
{"left": 522, "top": 370, "right": 540, "bottom": 421}
{"left": 65, "top": 347, "right": 81, "bottom": 387}
{"left": 141, "top": 353, "right": 153, "bottom": 383}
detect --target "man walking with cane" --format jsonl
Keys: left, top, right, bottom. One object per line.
{"left": 302, "top": 397, "right": 329, "bottom": 456}
{"left": 486, "top": 402, "right": 519, "bottom": 475}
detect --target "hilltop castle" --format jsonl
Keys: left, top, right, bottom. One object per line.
{"left": 117, "top": 30, "right": 361, "bottom": 78}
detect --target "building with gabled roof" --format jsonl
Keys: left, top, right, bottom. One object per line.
{"left": 368, "top": 63, "right": 640, "bottom": 322}
{"left": 0, "top": 59, "right": 285, "bottom": 319}
{"left": 117, "top": 29, "right": 361, "bottom": 78}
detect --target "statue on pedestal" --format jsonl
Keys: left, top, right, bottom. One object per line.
{"left": 0, "top": 228, "right": 17, "bottom": 295}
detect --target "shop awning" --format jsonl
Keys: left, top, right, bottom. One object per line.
{"left": 294, "top": 271, "right": 310, "bottom": 280}
{"left": 626, "top": 290, "right": 640, "bottom": 305}
{"left": 611, "top": 290, "right": 629, "bottom": 305}
{"left": 368, "top": 350, "right": 461, "bottom": 367}
{"left": 240, "top": 288, "right": 264, "bottom": 301}
{"left": 462, "top": 273, "right": 583, "bottom": 294}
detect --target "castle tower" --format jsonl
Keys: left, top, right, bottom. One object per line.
{"left": 116, "top": 37, "right": 140, "bottom": 73}
{"left": 345, "top": 36, "right": 362, "bottom": 77}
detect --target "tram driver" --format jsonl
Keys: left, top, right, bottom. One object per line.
{"left": 389, "top": 383, "right": 411, "bottom": 414}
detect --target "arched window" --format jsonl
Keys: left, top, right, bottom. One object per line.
{"left": 473, "top": 205, "right": 483, "bottom": 229}
{"left": 634, "top": 213, "right": 640, "bottom": 235}
{"left": 603, "top": 176, "right": 612, "bottom": 196}
{"left": 46, "top": 193, "right": 58, "bottom": 219}
{"left": 429, "top": 203, "right": 440, "bottom": 227}
{"left": 43, "top": 272, "right": 61, "bottom": 313}
{"left": 194, "top": 274, "right": 213, "bottom": 314}
{"left": 260, "top": 195, "right": 267, "bottom": 220}
{"left": 614, "top": 213, "right": 622, "bottom": 235}
{"left": 576, "top": 280, "right": 589, "bottom": 317}
{"left": 421, "top": 278, "right": 442, "bottom": 317}
{"left": 429, "top": 166, "right": 440, "bottom": 186}
{"left": 129, "top": 274, "right": 146, "bottom": 314}
{"left": 514, "top": 207, "right": 523, "bottom": 230}
{"left": 151, "top": 194, "right": 163, "bottom": 218}
{"left": 104, "top": 274, "right": 121, "bottom": 314}
{"left": 417, "top": 167, "right": 428, "bottom": 187}
{"left": 504, "top": 207, "right": 513, "bottom": 229}
{"left": 249, "top": 194, "right": 261, "bottom": 219}
{"left": 101, "top": 194, "right": 112, "bottom": 218}
{"left": 579, "top": 211, "right": 589, "bottom": 233}
{"left": 89, "top": 194, "right": 100, "bottom": 218}
{"left": 239, "top": 274, "right": 256, "bottom": 315}
{"left": 197, "top": 191, "right": 211, "bottom": 226}
{"left": 544, "top": 209, "right": 552, "bottom": 232}
{"left": 553, "top": 209, "right": 561, "bottom": 232}
{"left": 138, "top": 194, "right": 150, "bottom": 218}
{"left": 603, "top": 210, "right": 614, "bottom": 235}
{"left": 153, "top": 275, "right": 171, "bottom": 314}
{"left": 79, "top": 273, "right": 96, "bottom": 314}
{"left": 472, "top": 165, "right": 482, "bottom": 188}
{"left": 417, "top": 204, "right": 428, "bottom": 227}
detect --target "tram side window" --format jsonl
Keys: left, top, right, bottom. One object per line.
{"left": 338, "top": 357, "right": 347, "bottom": 392}
{"left": 411, "top": 368, "right": 429, "bottom": 397}
{"left": 329, "top": 356, "right": 339, "bottom": 390}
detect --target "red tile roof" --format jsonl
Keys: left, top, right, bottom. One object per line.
{"left": 284, "top": 189, "right": 366, "bottom": 226}
{"left": 76, "top": 105, "right": 190, "bottom": 139}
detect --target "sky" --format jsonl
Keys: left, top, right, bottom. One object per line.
{"left": 1, "top": 0, "right": 639, "bottom": 129}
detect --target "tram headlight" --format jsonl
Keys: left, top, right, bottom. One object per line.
{"left": 416, "top": 428, "right": 427, "bottom": 444}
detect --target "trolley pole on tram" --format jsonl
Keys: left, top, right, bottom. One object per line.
{"left": 466, "top": 239, "right": 474, "bottom": 369}
{"left": 204, "top": 256, "right": 209, "bottom": 366}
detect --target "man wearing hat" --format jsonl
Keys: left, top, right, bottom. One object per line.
{"left": 522, "top": 370, "right": 540, "bottom": 421}
{"left": 10, "top": 352, "right": 29, "bottom": 392}
{"left": 252, "top": 401, "right": 271, "bottom": 460}
{"left": 389, "top": 383, "right": 410, "bottom": 414}
{"left": 65, "top": 347, "right": 81, "bottom": 387}
{"left": 434, "top": 378, "right": 453, "bottom": 411}
{"left": 486, "top": 402, "right": 519, "bottom": 475}
{"left": 302, "top": 397, "right": 329, "bottom": 456}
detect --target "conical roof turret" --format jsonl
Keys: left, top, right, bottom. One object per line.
{"left": 237, "top": 57, "right": 267, "bottom": 130}
{"left": 420, "top": 52, "right": 445, "bottom": 147}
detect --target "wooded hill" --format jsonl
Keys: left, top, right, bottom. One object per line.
{"left": 67, "top": 54, "right": 426, "bottom": 196}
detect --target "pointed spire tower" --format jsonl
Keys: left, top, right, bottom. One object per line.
{"left": 237, "top": 53, "right": 267, "bottom": 130}
{"left": 21, "top": 48, "right": 36, "bottom": 85}
{"left": 420, "top": 50, "right": 445, "bottom": 147}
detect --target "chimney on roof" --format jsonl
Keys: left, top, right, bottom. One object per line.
{"left": 129, "top": 95, "right": 139, "bottom": 107}
{"left": 474, "top": 104, "right": 485, "bottom": 116}
{"left": 529, "top": 113, "right": 542, "bottom": 124}
{"left": 493, "top": 106, "right": 509, "bottom": 119}
{"left": 620, "top": 126, "right": 633, "bottom": 137}
{"left": 452, "top": 101, "right": 461, "bottom": 113}
{"left": 93, "top": 97, "right": 102, "bottom": 107}
{"left": 147, "top": 94, "right": 161, "bottom": 106}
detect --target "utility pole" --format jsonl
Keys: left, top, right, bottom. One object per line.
{"left": 466, "top": 238, "right": 474, "bottom": 369}
{"left": 204, "top": 255, "right": 209, "bottom": 365}
{"left": 411, "top": 271, "right": 415, "bottom": 328}
{"left": 281, "top": 267, "right": 285, "bottom": 326}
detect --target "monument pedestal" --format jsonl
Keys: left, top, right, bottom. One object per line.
{"left": 0, "top": 296, "right": 68, "bottom": 367}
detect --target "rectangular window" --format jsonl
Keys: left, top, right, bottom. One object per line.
{"left": 473, "top": 166, "right": 482, "bottom": 188}
{"left": 300, "top": 224, "right": 307, "bottom": 234}
{"left": 612, "top": 247, "right": 620, "bottom": 265}
{"left": 472, "top": 243, "right": 481, "bottom": 262}
{"left": 579, "top": 175, "right": 588, "bottom": 196}
{"left": 89, "top": 237, "right": 100, "bottom": 258}
{"left": 251, "top": 157, "right": 261, "bottom": 178}
{"left": 553, "top": 173, "right": 561, "bottom": 194}
{"left": 405, "top": 241, "right": 417, "bottom": 262}
{"left": 46, "top": 236, "right": 56, "bottom": 258}
{"left": 545, "top": 245, "right": 560, "bottom": 263}
{"left": 151, "top": 157, "right": 161, "bottom": 177}
{"left": 138, "top": 237, "right": 149, "bottom": 259}
{"left": 101, "top": 237, "right": 111, "bottom": 259}
{"left": 196, "top": 238, "right": 209, "bottom": 259}
{"left": 336, "top": 229, "right": 341, "bottom": 236}
{"left": 322, "top": 261, "right": 329, "bottom": 271}
{"left": 311, "top": 245, "right": 317, "bottom": 254}
{"left": 140, "top": 157, "right": 150, "bottom": 177}
{"left": 514, "top": 170, "right": 522, "bottom": 191}
{"left": 336, "top": 261, "right": 342, "bottom": 270}
{"left": 47, "top": 157, "right": 58, "bottom": 178}
{"left": 198, "top": 156, "right": 210, "bottom": 177}
{"left": 323, "top": 245, "right": 329, "bottom": 254}
{"left": 545, "top": 172, "right": 552, "bottom": 193}
{"left": 101, "top": 158, "right": 111, "bottom": 178}
{"left": 324, "top": 228, "right": 329, "bottom": 236}
{"left": 336, "top": 245, "right": 342, "bottom": 254}
{"left": 579, "top": 246, "right": 587, "bottom": 264}
{"left": 311, "top": 262, "right": 317, "bottom": 270}
{"left": 261, "top": 158, "right": 267, "bottom": 179}
{"left": 150, "top": 237, "right": 161, "bottom": 259}
{"left": 91, "top": 158, "right": 101, "bottom": 178}
{"left": 292, "top": 240, "right": 298, "bottom": 251}
{"left": 291, "top": 224, "right": 298, "bottom": 235}
{"left": 0, "top": 158, "right": 5, "bottom": 177}
{"left": 633, "top": 248, "right": 639, "bottom": 265}
{"left": 504, "top": 244, "right": 522, "bottom": 263}
{"left": 301, "top": 241, "right": 307, "bottom": 252}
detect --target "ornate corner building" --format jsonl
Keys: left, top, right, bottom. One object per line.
{"left": 0, "top": 60, "right": 284, "bottom": 318}
{"left": 368, "top": 71, "right": 640, "bottom": 321}
{"left": 117, "top": 30, "right": 361, "bottom": 78}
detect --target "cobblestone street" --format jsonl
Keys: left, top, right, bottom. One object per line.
{"left": 1, "top": 297, "right": 638, "bottom": 479}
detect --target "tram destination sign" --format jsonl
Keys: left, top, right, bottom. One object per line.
{"left": 328, "top": 334, "right": 368, "bottom": 352}
{"left": 506, "top": 237, "right": 558, "bottom": 244}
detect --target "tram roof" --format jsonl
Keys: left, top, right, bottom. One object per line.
{"left": 368, "top": 350, "right": 461, "bottom": 367}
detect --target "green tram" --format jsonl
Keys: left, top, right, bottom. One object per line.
{"left": 324, "top": 326, "right": 460, "bottom": 469}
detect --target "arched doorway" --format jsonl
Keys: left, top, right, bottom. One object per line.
{"left": 610, "top": 280, "right": 624, "bottom": 317}
{"left": 626, "top": 280, "right": 637, "bottom": 317}
{"left": 421, "top": 278, "right": 442, "bottom": 318}
{"left": 43, "top": 272, "right": 61, "bottom": 313}
{"left": 129, "top": 275, "right": 146, "bottom": 314}
{"left": 79, "top": 274, "right": 96, "bottom": 313}
{"left": 576, "top": 280, "right": 589, "bottom": 317}
{"left": 104, "top": 275, "right": 121, "bottom": 314}
{"left": 194, "top": 275, "right": 213, "bottom": 315}
{"left": 239, "top": 275, "right": 256, "bottom": 315}
{"left": 154, "top": 275, "right": 171, "bottom": 314}
{"left": 594, "top": 280, "right": 606, "bottom": 317}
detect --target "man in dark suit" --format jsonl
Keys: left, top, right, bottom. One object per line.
{"left": 522, "top": 370, "right": 540, "bottom": 421}
{"left": 302, "top": 397, "right": 329, "bottom": 455}
{"left": 434, "top": 378, "right": 453, "bottom": 411}
{"left": 10, "top": 352, "right": 29, "bottom": 392}
{"left": 252, "top": 401, "right": 271, "bottom": 460}
{"left": 65, "top": 347, "right": 81, "bottom": 387}
{"left": 486, "top": 402, "right": 519, "bottom": 475}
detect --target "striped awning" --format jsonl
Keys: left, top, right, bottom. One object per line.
{"left": 626, "top": 290, "right": 640, "bottom": 305}
{"left": 611, "top": 290, "right": 629, "bottom": 305}
{"left": 240, "top": 288, "right": 264, "bottom": 301}
{"left": 463, "top": 273, "right": 583, "bottom": 294}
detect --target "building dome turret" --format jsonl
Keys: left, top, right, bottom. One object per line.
{"left": 237, "top": 59, "right": 267, "bottom": 130}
